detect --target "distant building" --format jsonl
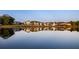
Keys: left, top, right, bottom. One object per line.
{"left": 43, "top": 22, "right": 53, "bottom": 26}
{"left": 53, "top": 22, "right": 56, "bottom": 26}
{"left": 24, "top": 20, "right": 30, "bottom": 25}
{"left": 65, "top": 22, "right": 71, "bottom": 26}
{"left": 23, "top": 20, "right": 71, "bottom": 27}
{"left": 30, "top": 21, "right": 40, "bottom": 26}
{"left": 43, "top": 22, "right": 48, "bottom": 26}
{"left": 24, "top": 20, "right": 41, "bottom": 26}
{"left": 14, "top": 21, "right": 23, "bottom": 25}
{"left": 39, "top": 22, "right": 43, "bottom": 26}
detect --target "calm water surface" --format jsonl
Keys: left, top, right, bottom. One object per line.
{"left": 0, "top": 27, "right": 79, "bottom": 49}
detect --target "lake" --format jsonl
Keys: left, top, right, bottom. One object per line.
{"left": 0, "top": 27, "right": 79, "bottom": 49}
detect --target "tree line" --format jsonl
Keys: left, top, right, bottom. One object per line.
{"left": 0, "top": 14, "right": 15, "bottom": 25}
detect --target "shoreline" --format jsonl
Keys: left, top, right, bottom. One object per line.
{"left": 0, "top": 25, "right": 72, "bottom": 28}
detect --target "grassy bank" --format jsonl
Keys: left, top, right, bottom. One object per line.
{"left": 0, "top": 25, "right": 72, "bottom": 28}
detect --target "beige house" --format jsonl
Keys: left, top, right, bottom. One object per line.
{"left": 24, "top": 20, "right": 30, "bottom": 25}
{"left": 43, "top": 22, "right": 53, "bottom": 26}
{"left": 65, "top": 22, "right": 71, "bottom": 26}
{"left": 24, "top": 20, "right": 42, "bottom": 26}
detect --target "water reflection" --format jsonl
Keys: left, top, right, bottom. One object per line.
{"left": 23, "top": 27, "right": 79, "bottom": 32}
{"left": 0, "top": 27, "right": 79, "bottom": 39}
{"left": 0, "top": 28, "right": 14, "bottom": 39}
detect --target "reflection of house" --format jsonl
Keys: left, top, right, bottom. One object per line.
{"left": 55, "top": 22, "right": 71, "bottom": 27}
{"left": 43, "top": 27, "right": 49, "bottom": 30}
{"left": 55, "top": 27, "right": 65, "bottom": 31}
{"left": 30, "top": 27, "right": 40, "bottom": 32}
{"left": 23, "top": 27, "right": 31, "bottom": 33}
{"left": 23, "top": 27, "right": 43, "bottom": 32}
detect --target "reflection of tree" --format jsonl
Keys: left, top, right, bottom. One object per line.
{"left": 75, "top": 21, "right": 79, "bottom": 28}
{"left": 0, "top": 28, "right": 14, "bottom": 39}
{"left": 76, "top": 28, "right": 79, "bottom": 32}
{"left": 70, "top": 27, "right": 79, "bottom": 32}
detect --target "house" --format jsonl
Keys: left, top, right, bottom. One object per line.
{"left": 65, "top": 22, "right": 71, "bottom": 26}
{"left": 24, "top": 20, "right": 41, "bottom": 26}
{"left": 43, "top": 22, "right": 53, "bottom": 26}
{"left": 24, "top": 20, "right": 30, "bottom": 25}
{"left": 30, "top": 21, "right": 40, "bottom": 26}
{"left": 43, "top": 22, "right": 48, "bottom": 26}
{"left": 39, "top": 22, "right": 43, "bottom": 26}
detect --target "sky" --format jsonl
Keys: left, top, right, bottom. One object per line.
{"left": 0, "top": 10, "right": 79, "bottom": 22}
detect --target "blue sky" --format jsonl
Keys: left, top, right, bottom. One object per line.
{"left": 0, "top": 10, "right": 79, "bottom": 22}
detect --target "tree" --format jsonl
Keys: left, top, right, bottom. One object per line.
{"left": 0, "top": 14, "right": 15, "bottom": 25}
{"left": 76, "top": 21, "right": 79, "bottom": 26}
